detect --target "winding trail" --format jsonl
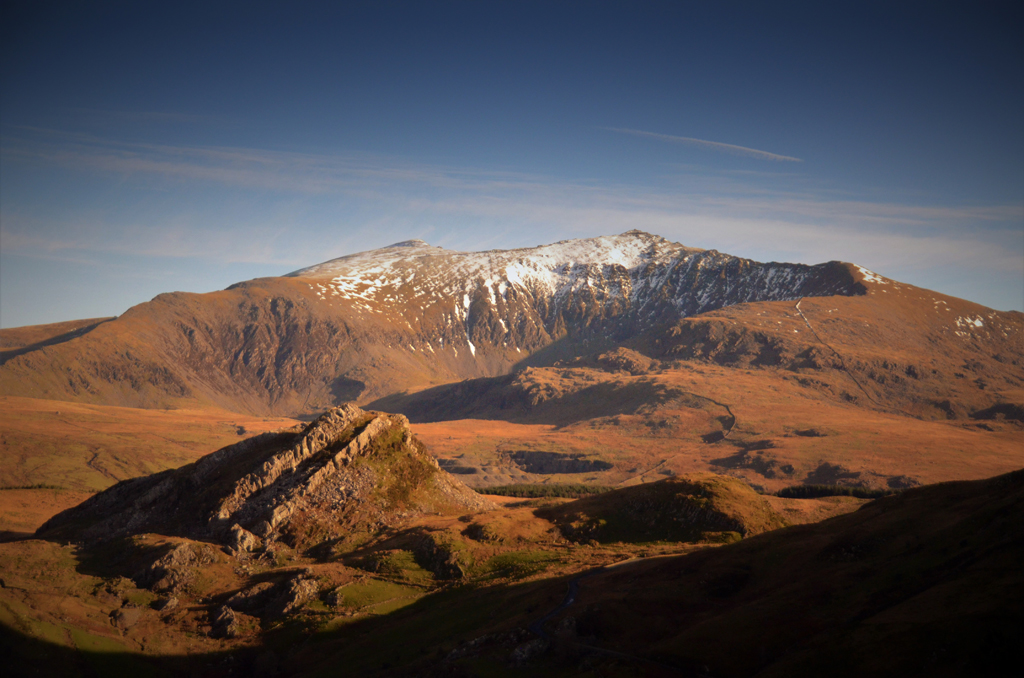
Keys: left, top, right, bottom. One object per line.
{"left": 85, "top": 451, "right": 119, "bottom": 484}
{"left": 794, "top": 299, "right": 879, "bottom": 406}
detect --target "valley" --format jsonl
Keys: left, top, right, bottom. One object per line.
{"left": 0, "top": 232, "right": 1021, "bottom": 676}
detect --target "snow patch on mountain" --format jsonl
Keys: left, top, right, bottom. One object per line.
{"left": 856, "top": 266, "right": 888, "bottom": 285}
{"left": 287, "top": 231, "right": 867, "bottom": 357}
{"left": 291, "top": 231, "right": 690, "bottom": 305}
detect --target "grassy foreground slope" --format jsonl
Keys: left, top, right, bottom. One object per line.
{"left": 0, "top": 458, "right": 850, "bottom": 678}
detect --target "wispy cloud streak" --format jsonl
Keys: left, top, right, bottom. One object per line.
{"left": 601, "top": 126, "right": 802, "bottom": 162}
{"left": 2, "top": 126, "right": 1021, "bottom": 310}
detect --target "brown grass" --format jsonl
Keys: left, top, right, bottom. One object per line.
{"left": 0, "top": 396, "right": 297, "bottom": 492}
{"left": 411, "top": 359, "right": 1023, "bottom": 493}
{"left": 0, "top": 489, "right": 95, "bottom": 539}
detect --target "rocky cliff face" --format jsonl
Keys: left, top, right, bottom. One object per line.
{"left": 37, "top": 405, "right": 493, "bottom": 550}
{"left": 0, "top": 231, "right": 870, "bottom": 416}
{"left": 287, "top": 230, "right": 863, "bottom": 352}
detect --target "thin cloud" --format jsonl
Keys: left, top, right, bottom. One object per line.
{"left": 601, "top": 126, "right": 802, "bottom": 162}
{"left": 3, "top": 126, "right": 1021, "bottom": 308}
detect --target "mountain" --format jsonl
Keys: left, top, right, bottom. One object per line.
{"left": 0, "top": 231, "right": 864, "bottom": 415}
{"left": 2, "top": 230, "right": 1018, "bottom": 423}
{"left": 2, "top": 230, "right": 1021, "bottom": 496}
{"left": 1, "top": 221, "right": 1021, "bottom": 675}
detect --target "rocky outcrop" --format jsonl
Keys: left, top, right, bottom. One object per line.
{"left": 143, "top": 542, "right": 220, "bottom": 593}
{"left": 37, "top": 405, "right": 493, "bottom": 548}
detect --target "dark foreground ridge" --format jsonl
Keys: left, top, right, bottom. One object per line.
{"left": 519, "top": 469, "right": 1024, "bottom": 677}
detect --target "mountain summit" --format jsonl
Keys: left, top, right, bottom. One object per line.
{"left": 286, "top": 230, "right": 862, "bottom": 352}
{"left": 0, "top": 231, "right": 1018, "bottom": 420}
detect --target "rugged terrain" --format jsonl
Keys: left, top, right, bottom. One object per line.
{"left": 2, "top": 231, "right": 1020, "bottom": 496}
{"left": 39, "top": 405, "right": 491, "bottom": 548}
{"left": 1, "top": 407, "right": 851, "bottom": 677}
{"left": 1, "top": 442, "right": 1019, "bottom": 676}
{"left": 1, "top": 230, "right": 1021, "bottom": 675}
{"left": 0, "top": 230, "right": 940, "bottom": 417}
{"left": 391, "top": 289, "right": 1024, "bottom": 492}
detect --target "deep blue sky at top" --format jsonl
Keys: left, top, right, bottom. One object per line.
{"left": 1, "top": 0, "right": 1022, "bottom": 327}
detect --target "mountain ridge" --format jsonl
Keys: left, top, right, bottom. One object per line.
{"left": 0, "top": 231, "right": 1019, "bottom": 426}
{"left": 0, "top": 231, "right": 871, "bottom": 415}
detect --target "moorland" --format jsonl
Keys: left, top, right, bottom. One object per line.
{"left": 1, "top": 232, "right": 1021, "bottom": 676}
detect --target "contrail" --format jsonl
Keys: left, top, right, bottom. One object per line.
{"left": 601, "top": 126, "right": 802, "bottom": 162}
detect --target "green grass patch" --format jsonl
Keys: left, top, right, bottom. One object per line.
{"left": 69, "top": 628, "right": 172, "bottom": 677}
{"left": 334, "top": 579, "right": 420, "bottom": 610}
{"left": 380, "top": 550, "right": 434, "bottom": 585}
{"left": 481, "top": 550, "right": 559, "bottom": 580}
{"left": 123, "top": 589, "right": 158, "bottom": 608}
{"left": 355, "top": 550, "right": 435, "bottom": 585}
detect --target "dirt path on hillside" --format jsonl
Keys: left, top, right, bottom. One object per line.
{"left": 794, "top": 299, "right": 880, "bottom": 406}
{"left": 85, "top": 451, "right": 119, "bottom": 484}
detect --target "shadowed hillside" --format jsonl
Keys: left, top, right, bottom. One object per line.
{"left": 2, "top": 462, "right": 1020, "bottom": 676}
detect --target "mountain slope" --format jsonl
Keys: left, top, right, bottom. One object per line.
{"left": 518, "top": 469, "right": 1024, "bottom": 677}
{"left": 376, "top": 274, "right": 1024, "bottom": 425}
{"left": 0, "top": 231, "right": 872, "bottom": 416}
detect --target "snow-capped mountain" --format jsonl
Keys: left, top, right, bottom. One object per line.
{"left": 2, "top": 230, "right": 1017, "bottom": 418}
{"left": 285, "top": 230, "right": 864, "bottom": 356}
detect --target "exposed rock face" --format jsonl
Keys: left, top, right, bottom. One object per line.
{"left": 37, "top": 405, "right": 493, "bottom": 548}
{"left": 210, "top": 606, "right": 240, "bottom": 638}
{"left": 144, "top": 542, "right": 219, "bottom": 593}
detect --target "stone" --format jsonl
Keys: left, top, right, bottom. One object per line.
{"left": 210, "top": 605, "right": 239, "bottom": 638}
{"left": 229, "top": 524, "right": 261, "bottom": 552}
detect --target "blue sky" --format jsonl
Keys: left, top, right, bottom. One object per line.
{"left": 2, "top": 1, "right": 1022, "bottom": 327}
